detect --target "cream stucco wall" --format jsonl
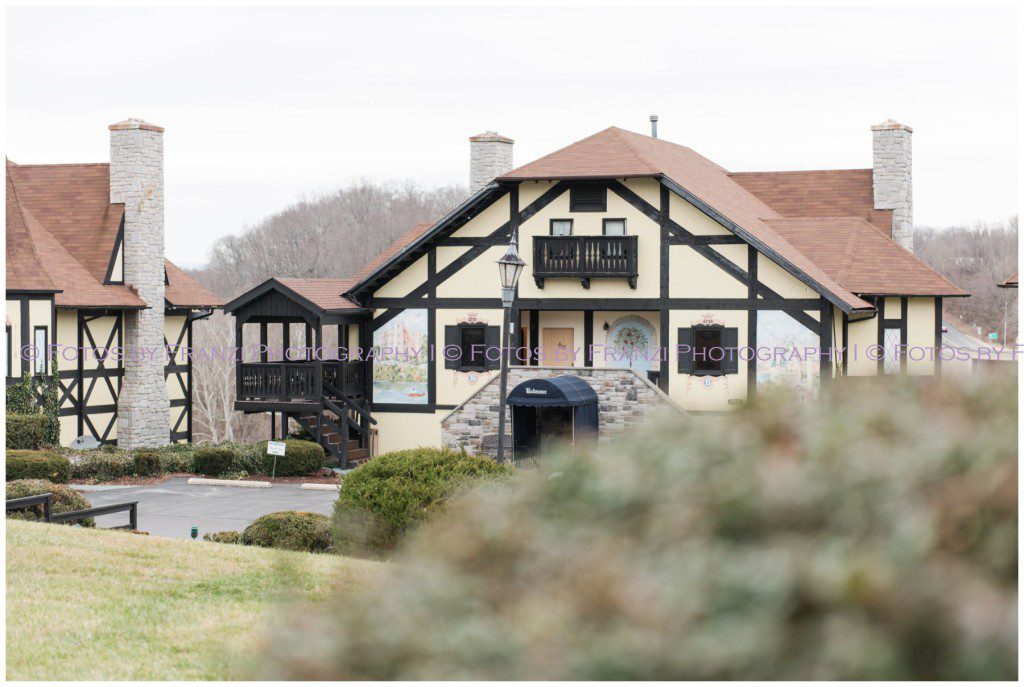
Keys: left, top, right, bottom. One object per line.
{"left": 373, "top": 410, "right": 448, "bottom": 454}
{"left": 6, "top": 299, "right": 20, "bottom": 378}
{"left": 906, "top": 297, "right": 937, "bottom": 375}
{"left": 5, "top": 297, "right": 53, "bottom": 378}
{"left": 669, "top": 246, "right": 748, "bottom": 298}
{"left": 667, "top": 309, "right": 749, "bottom": 411}
{"left": 434, "top": 308, "right": 503, "bottom": 406}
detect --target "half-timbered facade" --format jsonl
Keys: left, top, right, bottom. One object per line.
{"left": 5, "top": 120, "right": 221, "bottom": 447}
{"left": 227, "top": 121, "right": 967, "bottom": 460}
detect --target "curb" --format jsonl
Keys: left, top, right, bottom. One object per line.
{"left": 187, "top": 478, "right": 271, "bottom": 488}
{"left": 300, "top": 483, "right": 340, "bottom": 491}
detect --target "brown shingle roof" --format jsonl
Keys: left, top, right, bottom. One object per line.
{"left": 766, "top": 218, "right": 966, "bottom": 297}
{"left": 729, "top": 169, "right": 894, "bottom": 235}
{"left": 350, "top": 222, "right": 434, "bottom": 284}
{"left": 6, "top": 160, "right": 220, "bottom": 309}
{"left": 165, "top": 260, "right": 222, "bottom": 308}
{"left": 6, "top": 163, "right": 57, "bottom": 293}
{"left": 500, "top": 127, "right": 873, "bottom": 311}
{"left": 276, "top": 278, "right": 362, "bottom": 312}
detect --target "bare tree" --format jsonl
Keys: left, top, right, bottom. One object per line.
{"left": 915, "top": 216, "right": 1018, "bottom": 343}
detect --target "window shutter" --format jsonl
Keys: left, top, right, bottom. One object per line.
{"left": 722, "top": 327, "right": 739, "bottom": 375}
{"left": 485, "top": 325, "right": 501, "bottom": 370}
{"left": 444, "top": 325, "right": 459, "bottom": 370}
{"left": 678, "top": 328, "right": 695, "bottom": 374}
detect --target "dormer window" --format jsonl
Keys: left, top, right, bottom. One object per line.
{"left": 569, "top": 183, "right": 606, "bottom": 212}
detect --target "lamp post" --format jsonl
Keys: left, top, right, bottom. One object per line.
{"left": 496, "top": 234, "right": 526, "bottom": 463}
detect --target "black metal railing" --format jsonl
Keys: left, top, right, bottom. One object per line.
{"left": 6, "top": 493, "right": 138, "bottom": 530}
{"left": 533, "top": 235, "right": 639, "bottom": 288}
{"left": 238, "top": 360, "right": 364, "bottom": 402}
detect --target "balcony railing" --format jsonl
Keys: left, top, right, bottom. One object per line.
{"left": 533, "top": 235, "right": 639, "bottom": 289}
{"left": 237, "top": 360, "right": 364, "bottom": 403}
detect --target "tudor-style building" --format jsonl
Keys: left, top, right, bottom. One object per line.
{"left": 5, "top": 119, "right": 222, "bottom": 447}
{"left": 226, "top": 121, "right": 967, "bottom": 463}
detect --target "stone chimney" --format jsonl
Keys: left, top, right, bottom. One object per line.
{"left": 469, "top": 131, "right": 514, "bottom": 194}
{"left": 110, "top": 118, "right": 169, "bottom": 448}
{"left": 871, "top": 119, "right": 913, "bottom": 252}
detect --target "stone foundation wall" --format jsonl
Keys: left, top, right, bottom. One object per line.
{"left": 440, "top": 366, "right": 683, "bottom": 456}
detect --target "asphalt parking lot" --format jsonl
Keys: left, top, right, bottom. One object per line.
{"left": 75, "top": 477, "right": 338, "bottom": 539}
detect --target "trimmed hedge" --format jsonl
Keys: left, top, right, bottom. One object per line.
{"left": 253, "top": 439, "right": 325, "bottom": 476}
{"left": 69, "top": 453, "right": 133, "bottom": 482}
{"left": 203, "top": 530, "right": 242, "bottom": 544}
{"left": 6, "top": 450, "right": 71, "bottom": 483}
{"left": 241, "top": 511, "right": 333, "bottom": 552}
{"left": 6, "top": 414, "right": 48, "bottom": 450}
{"left": 6, "top": 479, "right": 94, "bottom": 526}
{"left": 194, "top": 447, "right": 236, "bottom": 476}
{"left": 333, "top": 447, "right": 514, "bottom": 554}
{"left": 132, "top": 450, "right": 161, "bottom": 477}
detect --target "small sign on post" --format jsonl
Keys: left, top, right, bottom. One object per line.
{"left": 267, "top": 440, "right": 286, "bottom": 478}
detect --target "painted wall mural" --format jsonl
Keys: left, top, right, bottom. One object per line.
{"left": 604, "top": 315, "right": 656, "bottom": 372}
{"left": 756, "top": 311, "right": 819, "bottom": 400}
{"left": 373, "top": 309, "right": 428, "bottom": 404}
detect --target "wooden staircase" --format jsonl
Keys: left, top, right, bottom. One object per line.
{"left": 294, "top": 411, "right": 371, "bottom": 467}
{"left": 291, "top": 383, "right": 376, "bottom": 469}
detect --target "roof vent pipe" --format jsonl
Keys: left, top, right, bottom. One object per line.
{"left": 650, "top": 115, "right": 659, "bottom": 139}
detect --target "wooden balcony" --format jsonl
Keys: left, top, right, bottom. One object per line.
{"left": 533, "top": 235, "right": 639, "bottom": 289}
{"left": 236, "top": 360, "right": 365, "bottom": 411}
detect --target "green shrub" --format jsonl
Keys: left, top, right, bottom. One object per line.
{"left": 193, "top": 447, "right": 236, "bottom": 476}
{"left": 131, "top": 450, "right": 161, "bottom": 476}
{"left": 203, "top": 530, "right": 242, "bottom": 544}
{"left": 262, "top": 376, "right": 1017, "bottom": 680}
{"left": 332, "top": 447, "right": 514, "bottom": 555}
{"left": 154, "top": 444, "right": 195, "bottom": 473}
{"left": 252, "top": 439, "right": 325, "bottom": 476}
{"left": 241, "top": 511, "right": 333, "bottom": 552}
{"left": 69, "top": 452, "right": 133, "bottom": 482}
{"left": 6, "top": 414, "right": 48, "bottom": 450}
{"left": 6, "top": 479, "right": 94, "bottom": 526}
{"left": 6, "top": 450, "right": 71, "bottom": 483}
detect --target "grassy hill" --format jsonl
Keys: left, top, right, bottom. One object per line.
{"left": 5, "top": 520, "right": 382, "bottom": 680}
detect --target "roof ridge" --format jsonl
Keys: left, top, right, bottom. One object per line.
{"left": 607, "top": 127, "right": 662, "bottom": 176}
{"left": 729, "top": 168, "right": 872, "bottom": 176}
{"left": 834, "top": 222, "right": 862, "bottom": 284}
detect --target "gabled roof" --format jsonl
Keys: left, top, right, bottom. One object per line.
{"left": 224, "top": 277, "right": 365, "bottom": 316}
{"left": 766, "top": 218, "right": 966, "bottom": 296}
{"left": 507, "top": 127, "right": 874, "bottom": 312}
{"left": 6, "top": 160, "right": 221, "bottom": 309}
{"left": 346, "top": 126, "right": 965, "bottom": 312}
{"left": 351, "top": 222, "right": 434, "bottom": 284}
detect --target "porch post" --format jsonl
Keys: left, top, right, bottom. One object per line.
{"left": 259, "top": 322, "right": 268, "bottom": 362}
{"left": 314, "top": 317, "right": 323, "bottom": 447}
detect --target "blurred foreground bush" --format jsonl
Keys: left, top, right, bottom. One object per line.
{"left": 258, "top": 376, "right": 1017, "bottom": 679}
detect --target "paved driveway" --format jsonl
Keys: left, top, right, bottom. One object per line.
{"left": 76, "top": 478, "right": 338, "bottom": 539}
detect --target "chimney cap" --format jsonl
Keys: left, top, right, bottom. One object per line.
{"left": 469, "top": 131, "right": 514, "bottom": 144}
{"left": 109, "top": 118, "right": 164, "bottom": 133}
{"left": 871, "top": 118, "right": 912, "bottom": 133}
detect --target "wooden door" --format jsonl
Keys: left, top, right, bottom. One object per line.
{"left": 541, "top": 327, "right": 575, "bottom": 367}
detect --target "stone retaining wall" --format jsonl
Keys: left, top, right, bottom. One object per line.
{"left": 440, "top": 366, "right": 683, "bottom": 456}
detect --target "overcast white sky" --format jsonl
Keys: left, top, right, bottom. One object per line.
{"left": 6, "top": 5, "right": 1019, "bottom": 266}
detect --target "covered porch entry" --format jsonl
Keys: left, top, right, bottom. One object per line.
{"left": 223, "top": 278, "right": 377, "bottom": 468}
{"left": 508, "top": 375, "right": 599, "bottom": 464}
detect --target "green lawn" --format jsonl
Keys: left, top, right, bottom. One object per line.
{"left": 5, "top": 520, "right": 382, "bottom": 680}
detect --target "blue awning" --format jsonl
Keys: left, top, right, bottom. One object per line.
{"left": 507, "top": 375, "right": 598, "bottom": 408}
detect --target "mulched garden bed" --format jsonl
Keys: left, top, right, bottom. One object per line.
{"left": 72, "top": 472, "right": 342, "bottom": 487}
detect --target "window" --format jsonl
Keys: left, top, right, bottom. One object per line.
{"left": 550, "top": 219, "right": 573, "bottom": 236}
{"left": 569, "top": 183, "right": 607, "bottom": 212}
{"left": 678, "top": 326, "right": 739, "bottom": 376}
{"left": 602, "top": 218, "right": 627, "bottom": 258}
{"left": 33, "top": 326, "right": 48, "bottom": 375}
{"left": 882, "top": 327, "right": 901, "bottom": 374}
{"left": 460, "top": 325, "right": 487, "bottom": 370}
{"left": 444, "top": 323, "right": 501, "bottom": 372}
{"left": 602, "top": 218, "right": 626, "bottom": 236}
